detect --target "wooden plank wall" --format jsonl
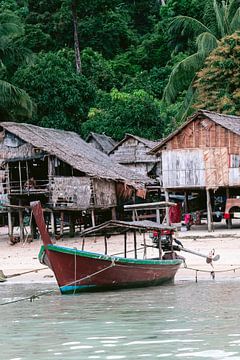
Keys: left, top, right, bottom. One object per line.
{"left": 165, "top": 118, "right": 240, "bottom": 154}
{"left": 110, "top": 138, "right": 157, "bottom": 163}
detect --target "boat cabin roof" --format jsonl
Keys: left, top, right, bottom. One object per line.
{"left": 124, "top": 201, "right": 176, "bottom": 211}
{"left": 79, "top": 219, "right": 175, "bottom": 237}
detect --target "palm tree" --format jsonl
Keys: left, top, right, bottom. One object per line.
{"left": 0, "top": 10, "right": 33, "bottom": 119}
{"left": 163, "top": 0, "right": 240, "bottom": 120}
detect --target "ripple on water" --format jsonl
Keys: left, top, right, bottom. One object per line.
{"left": 175, "top": 350, "right": 238, "bottom": 358}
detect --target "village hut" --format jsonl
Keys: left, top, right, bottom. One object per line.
{"left": 86, "top": 132, "right": 116, "bottom": 154}
{"left": 0, "top": 122, "right": 149, "bottom": 241}
{"left": 109, "top": 133, "right": 160, "bottom": 178}
{"left": 149, "top": 110, "right": 240, "bottom": 231}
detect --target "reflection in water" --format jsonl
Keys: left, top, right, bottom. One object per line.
{"left": 1, "top": 280, "right": 240, "bottom": 359}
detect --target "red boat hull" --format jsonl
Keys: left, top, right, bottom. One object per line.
{"left": 39, "top": 245, "right": 182, "bottom": 294}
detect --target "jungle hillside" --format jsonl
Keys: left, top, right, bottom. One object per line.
{"left": 1, "top": 0, "right": 240, "bottom": 140}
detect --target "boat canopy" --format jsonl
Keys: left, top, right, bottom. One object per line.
{"left": 79, "top": 219, "right": 175, "bottom": 237}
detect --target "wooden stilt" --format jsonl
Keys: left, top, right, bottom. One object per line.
{"left": 50, "top": 211, "right": 55, "bottom": 238}
{"left": 164, "top": 189, "right": 170, "bottom": 225}
{"left": 7, "top": 209, "right": 13, "bottom": 238}
{"left": 226, "top": 188, "right": 232, "bottom": 229}
{"left": 156, "top": 208, "right": 160, "bottom": 224}
{"left": 60, "top": 211, "right": 64, "bottom": 236}
{"left": 19, "top": 201, "right": 24, "bottom": 242}
{"left": 206, "top": 188, "right": 213, "bottom": 232}
{"left": 91, "top": 209, "right": 95, "bottom": 227}
{"left": 184, "top": 191, "right": 189, "bottom": 213}
{"left": 134, "top": 230, "right": 137, "bottom": 259}
{"left": 104, "top": 236, "right": 107, "bottom": 255}
{"left": 158, "top": 233, "right": 162, "bottom": 259}
{"left": 69, "top": 214, "right": 75, "bottom": 238}
{"left": 124, "top": 231, "right": 127, "bottom": 258}
{"left": 111, "top": 207, "right": 117, "bottom": 220}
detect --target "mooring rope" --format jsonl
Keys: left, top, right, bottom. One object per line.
{"left": 0, "top": 259, "right": 116, "bottom": 306}
{"left": 183, "top": 263, "right": 240, "bottom": 282}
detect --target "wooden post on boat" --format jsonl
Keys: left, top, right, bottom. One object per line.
{"left": 158, "top": 234, "right": 162, "bottom": 259}
{"left": 143, "top": 232, "right": 147, "bottom": 259}
{"left": 133, "top": 230, "right": 137, "bottom": 259}
{"left": 81, "top": 236, "right": 85, "bottom": 250}
{"left": 104, "top": 235, "right": 108, "bottom": 255}
{"left": 124, "top": 231, "right": 127, "bottom": 258}
{"left": 206, "top": 188, "right": 213, "bottom": 232}
{"left": 50, "top": 211, "right": 55, "bottom": 238}
{"left": 60, "top": 211, "right": 64, "bottom": 236}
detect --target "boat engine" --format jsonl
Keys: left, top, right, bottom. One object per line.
{"left": 151, "top": 229, "right": 181, "bottom": 251}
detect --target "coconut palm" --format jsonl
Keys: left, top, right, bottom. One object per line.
{"left": 0, "top": 10, "right": 33, "bottom": 119}
{"left": 163, "top": 0, "right": 240, "bottom": 120}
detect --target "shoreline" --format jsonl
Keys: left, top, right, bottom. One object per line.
{"left": 1, "top": 226, "right": 240, "bottom": 285}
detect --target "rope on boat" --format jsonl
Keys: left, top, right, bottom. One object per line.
{"left": 183, "top": 262, "right": 240, "bottom": 283}
{"left": 0, "top": 259, "right": 116, "bottom": 306}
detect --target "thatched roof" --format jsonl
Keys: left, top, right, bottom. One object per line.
{"left": 0, "top": 122, "right": 150, "bottom": 186}
{"left": 109, "top": 133, "right": 158, "bottom": 155}
{"left": 86, "top": 132, "right": 116, "bottom": 154}
{"left": 149, "top": 110, "right": 240, "bottom": 154}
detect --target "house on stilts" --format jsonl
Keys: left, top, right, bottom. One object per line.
{"left": 0, "top": 122, "right": 149, "bottom": 241}
{"left": 149, "top": 110, "right": 240, "bottom": 231}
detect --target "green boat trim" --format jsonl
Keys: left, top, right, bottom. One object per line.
{"left": 38, "top": 244, "right": 183, "bottom": 266}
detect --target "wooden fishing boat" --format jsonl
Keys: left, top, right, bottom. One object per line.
{"left": 32, "top": 201, "right": 183, "bottom": 294}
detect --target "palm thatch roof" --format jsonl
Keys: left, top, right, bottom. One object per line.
{"left": 149, "top": 110, "right": 240, "bottom": 154}
{"left": 0, "top": 122, "right": 150, "bottom": 187}
{"left": 109, "top": 133, "right": 158, "bottom": 155}
{"left": 86, "top": 132, "right": 116, "bottom": 154}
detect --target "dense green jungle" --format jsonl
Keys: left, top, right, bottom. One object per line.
{"left": 0, "top": 0, "right": 240, "bottom": 141}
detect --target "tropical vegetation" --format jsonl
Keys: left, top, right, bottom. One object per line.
{"left": 0, "top": 0, "right": 240, "bottom": 140}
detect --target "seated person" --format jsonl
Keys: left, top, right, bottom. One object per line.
{"left": 24, "top": 177, "right": 36, "bottom": 190}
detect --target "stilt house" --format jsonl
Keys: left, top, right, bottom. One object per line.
{"left": 0, "top": 122, "right": 148, "bottom": 240}
{"left": 149, "top": 110, "right": 240, "bottom": 230}
{"left": 86, "top": 132, "right": 116, "bottom": 154}
{"left": 109, "top": 134, "right": 160, "bottom": 178}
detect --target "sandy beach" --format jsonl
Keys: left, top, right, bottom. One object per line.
{"left": 1, "top": 222, "right": 240, "bottom": 286}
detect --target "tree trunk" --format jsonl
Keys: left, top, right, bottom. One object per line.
{"left": 72, "top": 1, "right": 82, "bottom": 74}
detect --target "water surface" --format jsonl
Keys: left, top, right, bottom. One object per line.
{"left": 1, "top": 280, "right": 240, "bottom": 360}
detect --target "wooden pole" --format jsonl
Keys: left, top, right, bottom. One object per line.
{"left": 143, "top": 232, "right": 147, "bottom": 259}
{"left": 91, "top": 209, "right": 95, "bottom": 227}
{"left": 50, "top": 211, "right": 55, "bottom": 238}
{"left": 111, "top": 207, "right": 117, "bottom": 220}
{"left": 104, "top": 236, "right": 107, "bottom": 255}
{"left": 124, "top": 231, "right": 127, "bottom": 258}
{"left": 134, "top": 230, "right": 137, "bottom": 259}
{"left": 164, "top": 189, "right": 170, "bottom": 225}
{"left": 158, "top": 234, "right": 162, "bottom": 259}
{"left": 60, "top": 211, "right": 64, "bottom": 236}
{"left": 19, "top": 200, "right": 24, "bottom": 241}
{"left": 69, "top": 214, "right": 75, "bottom": 238}
{"left": 156, "top": 208, "right": 160, "bottom": 224}
{"left": 7, "top": 209, "right": 13, "bottom": 238}
{"left": 184, "top": 191, "right": 189, "bottom": 213}
{"left": 206, "top": 188, "right": 213, "bottom": 232}
{"left": 226, "top": 188, "right": 232, "bottom": 229}
{"left": 81, "top": 236, "right": 85, "bottom": 251}
{"left": 18, "top": 161, "right": 22, "bottom": 194}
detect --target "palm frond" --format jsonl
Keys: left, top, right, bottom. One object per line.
{"left": 175, "top": 84, "right": 197, "bottom": 123}
{"left": 213, "top": 0, "right": 227, "bottom": 37}
{"left": 0, "top": 80, "right": 33, "bottom": 118}
{"left": 227, "top": 0, "right": 240, "bottom": 23}
{"left": 169, "top": 16, "right": 212, "bottom": 39}
{"left": 163, "top": 52, "right": 205, "bottom": 104}
{"left": 196, "top": 32, "right": 218, "bottom": 56}
{"left": 230, "top": 8, "right": 240, "bottom": 32}
{"left": 0, "top": 11, "right": 23, "bottom": 38}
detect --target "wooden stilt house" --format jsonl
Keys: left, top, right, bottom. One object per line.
{"left": 149, "top": 110, "right": 240, "bottom": 231}
{"left": 109, "top": 134, "right": 160, "bottom": 178}
{"left": 0, "top": 122, "right": 148, "bottom": 240}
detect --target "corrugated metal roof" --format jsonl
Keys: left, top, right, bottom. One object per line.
{"left": 149, "top": 110, "right": 240, "bottom": 154}
{"left": 0, "top": 122, "right": 149, "bottom": 186}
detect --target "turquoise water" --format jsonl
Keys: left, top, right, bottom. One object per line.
{"left": 1, "top": 280, "right": 240, "bottom": 360}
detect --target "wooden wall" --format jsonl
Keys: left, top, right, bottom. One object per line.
{"left": 161, "top": 117, "right": 240, "bottom": 189}
{"left": 164, "top": 118, "right": 240, "bottom": 155}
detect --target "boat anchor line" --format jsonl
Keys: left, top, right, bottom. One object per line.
{"left": 183, "top": 263, "right": 240, "bottom": 283}
{"left": 0, "top": 260, "right": 116, "bottom": 306}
